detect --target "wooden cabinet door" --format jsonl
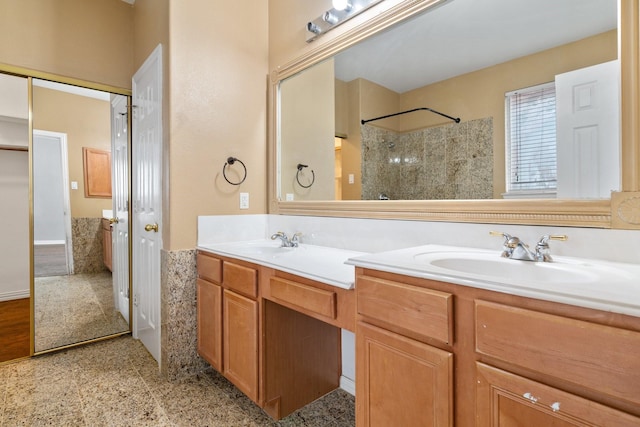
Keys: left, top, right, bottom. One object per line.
{"left": 196, "top": 278, "right": 222, "bottom": 371}
{"left": 102, "top": 220, "right": 112, "bottom": 271}
{"left": 476, "top": 363, "right": 640, "bottom": 427}
{"left": 223, "top": 289, "right": 259, "bottom": 402}
{"left": 356, "top": 321, "right": 453, "bottom": 427}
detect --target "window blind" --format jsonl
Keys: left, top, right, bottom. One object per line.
{"left": 505, "top": 82, "right": 557, "bottom": 192}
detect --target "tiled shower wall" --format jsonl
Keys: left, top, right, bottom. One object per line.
{"left": 361, "top": 117, "right": 494, "bottom": 200}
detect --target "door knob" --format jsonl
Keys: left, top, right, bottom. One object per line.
{"left": 109, "top": 218, "right": 119, "bottom": 224}
{"left": 144, "top": 223, "right": 159, "bottom": 232}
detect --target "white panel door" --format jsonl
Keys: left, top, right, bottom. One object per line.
{"left": 111, "top": 95, "right": 130, "bottom": 324}
{"left": 33, "top": 130, "right": 73, "bottom": 275}
{"left": 132, "top": 44, "right": 163, "bottom": 363}
{"left": 555, "top": 60, "right": 620, "bottom": 198}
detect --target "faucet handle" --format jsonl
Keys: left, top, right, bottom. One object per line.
{"left": 490, "top": 231, "right": 521, "bottom": 247}
{"left": 290, "top": 232, "right": 301, "bottom": 246}
{"left": 270, "top": 231, "right": 286, "bottom": 240}
{"left": 490, "top": 231, "right": 519, "bottom": 257}
{"left": 535, "top": 234, "right": 567, "bottom": 262}
{"left": 489, "top": 231, "right": 512, "bottom": 241}
{"left": 537, "top": 234, "right": 568, "bottom": 245}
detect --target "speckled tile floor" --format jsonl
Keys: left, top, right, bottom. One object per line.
{"left": 0, "top": 336, "right": 355, "bottom": 426}
{"left": 34, "top": 272, "right": 129, "bottom": 352}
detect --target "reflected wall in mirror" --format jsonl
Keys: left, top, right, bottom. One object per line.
{"left": 32, "top": 79, "right": 130, "bottom": 352}
{"left": 0, "top": 73, "right": 30, "bottom": 362}
{"left": 278, "top": 0, "right": 619, "bottom": 202}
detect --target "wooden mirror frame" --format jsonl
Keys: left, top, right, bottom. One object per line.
{"left": 268, "top": 0, "right": 640, "bottom": 230}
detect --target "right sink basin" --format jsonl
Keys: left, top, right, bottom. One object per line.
{"left": 413, "top": 250, "right": 609, "bottom": 284}
{"left": 346, "top": 244, "right": 640, "bottom": 317}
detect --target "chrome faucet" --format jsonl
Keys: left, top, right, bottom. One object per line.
{"left": 490, "top": 231, "right": 567, "bottom": 262}
{"left": 270, "top": 231, "right": 301, "bottom": 248}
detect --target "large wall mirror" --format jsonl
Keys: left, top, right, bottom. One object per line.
{"left": 271, "top": 0, "right": 637, "bottom": 228}
{"left": 0, "top": 69, "right": 132, "bottom": 355}
{"left": 31, "top": 78, "right": 131, "bottom": 353}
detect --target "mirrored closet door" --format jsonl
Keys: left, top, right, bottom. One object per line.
{"left": 32, "top": 79, "right": 130, "bottom": 353}
{"left": 0, "top": 73, "right": 30, "bottom": 362}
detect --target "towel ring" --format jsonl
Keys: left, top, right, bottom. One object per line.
{"left": 223, "top": 157, "right": 247, "bottom": 185}
{"left": 296, "top": 164, "right": 315, "bottom": 188}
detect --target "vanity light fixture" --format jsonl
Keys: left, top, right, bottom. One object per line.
{"left": 306, "top": 0, "right": 383, "bottom": 42}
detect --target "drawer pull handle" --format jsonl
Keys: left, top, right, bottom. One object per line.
{"left": 550, "top": 402, "right": 561, "bottom": 412}
{"left": 523, "top": 392, "right": 538, "bottom": 403}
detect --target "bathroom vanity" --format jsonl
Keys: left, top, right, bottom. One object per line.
{"left": 196, "top": 244, "right": 359, "bottom": 420}
{"left": 196, "top": 215, "right": 640, "bottom": 426}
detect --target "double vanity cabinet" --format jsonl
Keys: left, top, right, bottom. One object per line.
{"left": 197, "top": 243, "right": 640, "bottom": 426}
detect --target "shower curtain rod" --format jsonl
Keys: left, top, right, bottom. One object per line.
{"left": 361, "top": 107, "right": 460, "bottom": 125}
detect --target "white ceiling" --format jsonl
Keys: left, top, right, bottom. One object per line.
{"left": 334, "top": 0, "right": 617, "bottom": 93}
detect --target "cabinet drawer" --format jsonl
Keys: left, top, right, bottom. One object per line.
{"left": 357, "top": 276, "right": 453, "bottom": 345}
{"left": 475, "top": 300, "right": 640, "bottom": 409}
{"left": 476, "top": 362, "right": 640, "bottom": 427}
{"left": 223, "top": 261, "right": 258, "bottom": 298}
{"left": 269, "top": 277, "right": 336, "bottom": 319}
{"left": 197, "top": 252, "right": 222, "bottom": 284}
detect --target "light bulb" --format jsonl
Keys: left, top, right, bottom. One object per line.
{"left": 332, "top": 0, "right": 352, "bottom": 11}
{"left": 323, "top": 11, "right": 339, "bottom": 25}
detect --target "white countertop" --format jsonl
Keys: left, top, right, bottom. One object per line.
{"left": 347, "top": 244, "right": 640, "bottom": 318}
{"left": 197, "top": 240, "right": 366, "bottom": 289}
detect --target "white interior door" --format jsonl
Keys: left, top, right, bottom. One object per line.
{"left": 132, "top": 44, "right": 163, "bottom": 363}
{"left": 111, "top": 95, "right": 130, "bottom": 324}
{"left": 33, "top": 130, "right": 73, "bottom": 275}
{"left": 555, "top": 60, "right": 620, "bottom": 198}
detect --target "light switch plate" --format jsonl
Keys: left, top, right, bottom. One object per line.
{"left": 71, "top": 181, "right": 78, "bottom": 190}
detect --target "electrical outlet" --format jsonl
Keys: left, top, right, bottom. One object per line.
{"left": 348, "top": 174, "right": 354, "bottom": 184}
{"left": 240, "top": 192, "right": 249, "bottom": 209}
{"left": 286, "top": 193, "right": 294, "bottom": 201}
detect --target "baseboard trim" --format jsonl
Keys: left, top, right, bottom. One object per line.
{"left": 0, "top": 290, "right": 30, "bottom": 302}
{"left": 34, "top": 240, "right": 66, "bottom": 246}
{"left": 340, "top": 375, "right": 355, "bottom": 396}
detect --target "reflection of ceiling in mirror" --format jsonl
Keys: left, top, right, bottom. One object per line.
{"left": 33, "top": 79, "right": 110, "bottom": 101}
{"left": 334, "top": 0, "right": 617, "bottom": 93}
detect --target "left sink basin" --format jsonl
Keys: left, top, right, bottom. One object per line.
{"left": 223, "top": 241, "right": 296, "bottom": 257}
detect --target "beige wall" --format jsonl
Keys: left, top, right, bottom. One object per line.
{"left": 33, "top": 86, "right": 111, "bottom": 218}
{"left": 166, "top": 0, "right": 269, "bottom": 249}
{"left": 133, "top": 0, "right": 169, "bottom": 71}
{"left": 281, "top": 59, "right": 335, "bottom": 200}
{"left": 0, "top": 0, "right": 133, "bottom": 89}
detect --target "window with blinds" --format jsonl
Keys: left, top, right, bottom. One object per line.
{"left": 505, "top": 82, "right": 557, "bottom": 195}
